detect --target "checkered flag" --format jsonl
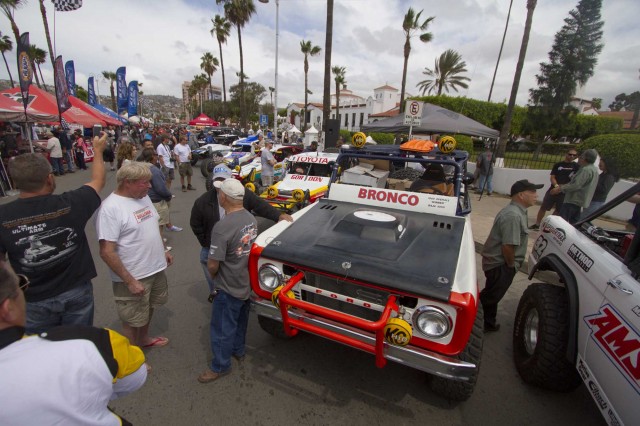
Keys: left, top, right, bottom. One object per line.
{"left": 60, "top": 116, "right": 70, "bottom": 130}
{"left": 51, "top": 0, "right": 83, "bottom": 12}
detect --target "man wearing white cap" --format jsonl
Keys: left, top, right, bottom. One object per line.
{"left": 190, "top": 164, "right": 292, "bottom": 300}
{"left": 198, "top": 178, "right": 258, "bottom": 383}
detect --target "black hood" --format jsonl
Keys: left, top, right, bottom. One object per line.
{"left": 261, "top": 198, "right": 465, "bottom": 301}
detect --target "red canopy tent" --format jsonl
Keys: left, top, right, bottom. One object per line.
{"left": 189, "top": 113, "right": 219, "bottom": 126}
{"left": 0, "top": 86, "right": 104, "bottom": 128}
{"left": 0, "top": 93, "right": 58, "bottom": 122}
{"left": 68, "top": 96, "right": 122, "bottom": 126}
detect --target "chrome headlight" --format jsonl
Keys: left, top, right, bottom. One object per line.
{"left": 258, "top": 264, "right": 283, "bottom": 291}
{"left": 412, "top": 306, "right": 452, "bottom": 338}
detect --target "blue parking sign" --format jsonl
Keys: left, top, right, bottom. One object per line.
{"left": 260, "top": 114, "right": 268, "bottom": 125}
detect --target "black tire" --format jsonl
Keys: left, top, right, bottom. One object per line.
{"left": 513, "top": 283, "right": 580, "bottom": 391}
{"left": 428, "top": 304, "right": 484, "bottom": 401}
{"left": 205, "top": 176, "right": 214, "bottom": 192}
{"left": 258, "top": 315, "right": 294, "bottom": 340}
{"left": 200, "top": 158, "right": 214, "bottom": 178}
{"left": 190, "top": 157, "right": 199, "bottom": 166}
{"left": 389, "top": 167, "right": 422, "bottom": 181}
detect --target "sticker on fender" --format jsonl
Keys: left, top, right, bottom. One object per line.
{"left": 329, "top": 183, "right": 458, "bottom": 216}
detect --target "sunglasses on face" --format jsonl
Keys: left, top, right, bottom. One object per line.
{"left": 566, "top": 153, "right": 578, "bottom": 157}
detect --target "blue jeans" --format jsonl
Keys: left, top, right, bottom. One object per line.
{"left": 200, "top": 247, "right": 215, "bottom": 293}
{"left": 210, "top": 291, "right": 250, "bottom": 373}
{"left": 64, "top": 150, "right": 74, "bottom": 172}
{"left": 50, "top": 157, "right": 64, "bottom": 175}
{"left": 26, "top": 280, "right": 94, "bottom": 334}
{"left": 580, "top": 201, "right": 604, "bottom": 220}
{"left": 477, "top": 173, "right": 493, "bottom": 194}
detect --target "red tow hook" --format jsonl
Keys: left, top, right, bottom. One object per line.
{"left": 276, "top": 271, "right": 399, "bottom": 369}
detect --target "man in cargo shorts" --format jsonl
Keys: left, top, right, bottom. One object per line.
{"left": 174, "top": 136, "right": 195, "bottom": 192}
{"left": 96, "top": 161, "right": 173, "bottom": 349}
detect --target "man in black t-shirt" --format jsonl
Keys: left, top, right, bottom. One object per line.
{"left": 0, "top": 133, "right": 107, "bottom": 334}
{"left": 530, "top": 149, "right": 580, "bottom": 230}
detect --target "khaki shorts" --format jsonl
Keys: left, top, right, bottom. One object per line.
{"left": 113, "top": 270, "right": 168, "bottom": 327}
{"left": 153, "top": 200, "right": 170, "bottom": 226}
{"left": 178, "top": 162, "right": 193, "bottom": 177}
{"left": 162, "top": 166, "right": 175, "bottom": 181}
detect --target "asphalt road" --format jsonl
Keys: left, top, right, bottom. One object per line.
{"left": 1, "top": 164, "right": 605, "bottom": 426}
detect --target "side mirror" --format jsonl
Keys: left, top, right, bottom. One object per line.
{"left": 463, "top": 172, "right": 475, "bottom": 186}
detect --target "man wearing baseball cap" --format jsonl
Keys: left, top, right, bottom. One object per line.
{"left": 190, "top": 164, "right": 292, "bottom": 300}
{"left": 480, "top": 179, "right": 543, "bottom": 332}
{"left": 198, "top": 178, "right": 258, "bottom": 383}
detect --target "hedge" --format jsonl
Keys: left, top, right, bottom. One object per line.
{"left": 581, "top": 133, "right": 640, "bottom": 179}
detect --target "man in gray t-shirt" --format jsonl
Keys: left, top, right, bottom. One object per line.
{"left": 198, "top": 178, "right": 258, "bottom": 384}
{"left": 261, "top": 140, "right": 276, "bottom": 187}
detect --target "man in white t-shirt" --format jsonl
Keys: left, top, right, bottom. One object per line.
{"left": 38, "top": 131, "right": 64, "bottom": 175}
{"left": 96, "top": 161, "right": 173, "bottom": 349}
{"left": 156, "top": 134, "right": 174, "bottom": 189}
{"left": 174, "top": 135, "right": 195, "bottom": 192}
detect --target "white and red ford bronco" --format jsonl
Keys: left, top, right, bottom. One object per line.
{"left": 516, "top": 181, "right": 640, "bottom": 425}
{"left": 249, "top": 141, "right": 483, "bottom": 400}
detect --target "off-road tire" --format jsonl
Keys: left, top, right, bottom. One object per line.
{"left": 258, "top": 315, "right": 294, "bottom": 340}
{"left": 428, "top": 304, "right": 484, "bottom": 401}
{"left": 190, "top": 157, "right": 199, "bottom": 166}
{"left": 513, "top": 283, "right": 580, "bottom": 392}
{"left": 205, "top": 175, "right": 214, "bottom": 192}
{"left": 200, "top": 158, "right": 214, "bottom": 178}
{"left": 389, "top": 167, "right": 422, "bottom": 181}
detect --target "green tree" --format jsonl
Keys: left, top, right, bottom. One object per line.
{"left": 75, "top": 85, "right": 88, "bottom": 103}
{"left": 609, "top": 92, "right": 640, "bottom": 129}
{"left": 496, "top": 0, "right": 537, "bottom": 159}
{"left": 0, "top": 0, "right": 25, "bottom": 41}
{"left": 416, "top": 49, "right": 470, "bottom": 96}
{"left": 217, "top": 0, "right": 256, "bottom": 130}
{"left": 528, "top": 0, "right": 604, "bottom": 137}
{"left": 0, "top": 31, "right": 14, "bottom": 86}
{"left": 331, "top": 65, "right": 346, "bottom": 124}
{"left": 210, "top": 14, "right": 231, "bottom": 111}
{"left": 101, "top": 71, "right": 117, "bottom": 112}
{"left": 229, "top": 81, "right": 266, "bottom": 120}
{"left": 33, "top": 46, "right": 48, "bottom": 91}
{"left": 28, "top": 45, "right": 41, "bottom": 88}
{"left": 399, "top": 7, "right": 434, "bottom": 112}
{"left": 300, "top": 39, "right": 321, "bottom": 131}
{"left": 322, "top": 0, "right": 334, "bottom": 140}
{"left": 200, "top": 51, "right": 220, "bottom": 101}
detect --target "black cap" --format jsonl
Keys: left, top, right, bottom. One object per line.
{"left": 510, "top": 179, "right": 544, "bottom": 196}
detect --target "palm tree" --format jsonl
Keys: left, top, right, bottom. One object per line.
{"left": 496, "top": 0, "right": 537, "bottom": 158}
{"left": 0, "top": 0, "right": 25, "bottom": 41}
{"left": 488, "top": 0, "right": 513, "bottom": 102}
{"left": 218, "top": 0, "right": 256, "bottom": 130}
{"left": 28, "top": 45, "right": 41, "bottom": 88}
{"left": 210, "top": 14, "right": 231, "bottom": 111}
{"left": 191, "top": 74, "right": 209, "bottom": 114}
{"left": 400, "top": 8, "right": 434, "bottom": 112}
{"left": 416, "top": 49, "right": 470, "bottom": 96}
{"left": 300, "top": 39, "right": 321, "bottom": 131}
{"left": 322, "top": 0, "right": 334, "bottom": 139}
{"left": 0, "top": 31, "right": 14, "bottom": 86}
{"left": 38, "top": 0, "right": 56, "bottom": 74}
{"left": 200, "top": 52, "right": 220, "bottom": 101}
{"left": 268, "top": 86, "right": 275, "bottom": 105}
{"left": 102, "top": 71, "right": 117, "bottom": 111}
{"left": 332, "top": 66, "right": 346, "bottom": 122}
{"left": 33, "top": 46, "right": 48, "bottom": 91}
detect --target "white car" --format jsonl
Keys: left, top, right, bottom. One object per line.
{"left": 516, "top": 182, "right": 640, "bottom": 425}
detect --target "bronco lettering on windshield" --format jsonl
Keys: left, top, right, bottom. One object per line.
{"left": 357, "top": 188, "right": 419, "bottom": 206}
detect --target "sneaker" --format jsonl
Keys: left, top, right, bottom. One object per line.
{"left": 197, "top": 368, "right": 230, "bottom": 384}
{"left": 528, "top": 224, "right": 540, "bottom": 230}
{"left": 66, "top": 170, "right": 74, "bottom": 173}
{"left": 163, "top": 238, "right": 167, "bottom": 243}
{"left": 165, "top": 246, "right": 172, "bottom": 252}
{"left": 166, "top": 225, "right": 183, "bottom": 232}
{"left": 484, "top": 323, "right": 501, "bottom": 333}
{"left": 182, "top": 185, "right": 187, "bottom": 192}
{"left": 187, "top": 185, "right": 196, "bottom": 190}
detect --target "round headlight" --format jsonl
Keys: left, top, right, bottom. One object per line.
{"left": 258, "top": 264, "right": 283, "bottom": 291}
{"left": 292, "top": 189, "right": 305, "bottom": 202}
{"left": 412, "top": 306, "right": 452, "bottom": 338}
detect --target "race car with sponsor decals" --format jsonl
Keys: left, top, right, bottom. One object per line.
{"left": 515, "top": 181, "right": 640, "bottom": 425}
{"left": 250, "top": 140, "right": 483, "bottom": 401}
{"left": 260, "top": 152, "right": 339, "bottom": 213}
{"left": 230, "top": 144, "right": 304, "bottom": 193}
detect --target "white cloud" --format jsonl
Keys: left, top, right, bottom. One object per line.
{"left": 4, "top": 0, "right": 638, "bottom": 116}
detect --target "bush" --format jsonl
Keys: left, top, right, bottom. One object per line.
{"left": 581, "top": 133, "right": 640, "bottom": 179}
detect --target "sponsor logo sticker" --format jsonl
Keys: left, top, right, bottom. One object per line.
{"left": 567, "top": 244, "right": 594, "bottom": 272}
{"left": 541, "top": 222, "right": 566, "bottom": 245}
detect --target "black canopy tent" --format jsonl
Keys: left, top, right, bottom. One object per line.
{"left": 361, "top": 103, "right": 499, "bottom": 138}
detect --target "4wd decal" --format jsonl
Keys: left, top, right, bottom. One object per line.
{"left": 577, "top": 356, "right": 622, "bottom": 426}
{"left": 567, "top": 244, "right": 594, "bottom": 272}
{"left": 584, "top": 305, "right": 640, "bottom": 395}
{"left": 541, "top": 222, "right": 566, "bottom": 245}
{"left": 532, "top": 236, "right": 548, "bottom": 260}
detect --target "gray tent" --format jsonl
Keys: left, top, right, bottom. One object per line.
{"left": 361, "top": 103, "right": 499, "bottom": 138}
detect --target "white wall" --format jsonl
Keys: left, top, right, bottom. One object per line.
{"left": 468, "top": 163, "right": 636, "bottom": 222}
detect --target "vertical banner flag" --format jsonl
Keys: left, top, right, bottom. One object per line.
{"left": 65, "top": 60, "right": 76, "bottom": 97}
{"left": 16, "top": 32, "right": 33, "bottom": 111}
{"left": 87, "top": 76, "right": 96, "bottom": 106}
{"left": 54, "top": 56, "right": 72, "bottom": 113}
{"left": 116, "top": 66, "right": 127, "bottom": 114}
{"left": 52, "top": 0, "right": 83, "bottom": 12}
{"left": 127, "top": 81, "right": 138, "bottom": 117}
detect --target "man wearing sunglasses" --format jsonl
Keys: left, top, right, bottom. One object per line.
{"left": 0, "top": 258, "right": 147, "bottom": 425}
{"left": 529, "top": 149, "right": 580, "bottom": 230}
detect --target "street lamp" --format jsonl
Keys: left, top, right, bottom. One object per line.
{"left": 259, "top": 0, "right": 279, "bottom": 142}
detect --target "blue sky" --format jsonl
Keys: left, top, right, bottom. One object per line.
{"left": 3, "top": 0, "right": 639, "bottom": 114}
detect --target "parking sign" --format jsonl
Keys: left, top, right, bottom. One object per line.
{"left": 260, "top": 114, "right": 268, "bottom": 126}
{"left": 403, "top": 101, "right": 423, "bottom": 126}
